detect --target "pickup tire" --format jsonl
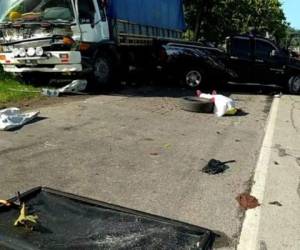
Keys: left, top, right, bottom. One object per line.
{"left": 288, "top": 76, "right": 300, "bottom": 94}
{"left": 183, "top": 68, "right": 205, "bottom": 88}
{"left": 91, "top": 53, "right": 114, "bottom": 89}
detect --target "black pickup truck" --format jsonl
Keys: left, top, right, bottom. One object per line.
{"left": 221, "top": 35, "right": 300, "bottom": 93}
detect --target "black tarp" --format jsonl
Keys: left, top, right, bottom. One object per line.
{"left": 0, "top": 187, "right": 215, "bottom": 249}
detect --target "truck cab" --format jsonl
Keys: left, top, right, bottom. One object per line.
{"left": 225, "top": 35, "right": 300, "bottom": 93}
{"left": 0, "top": 0, "right": 110, "bottom": 76}
{"left": 0, "top": 0, "right": 187, "bottom": 88}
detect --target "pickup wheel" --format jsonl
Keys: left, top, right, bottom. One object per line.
{"left": 288, "top": 76, "right": 300, "bottom": 94}
{"left": 92, "top": 54, "right": 114, "bottom": 89}
{"left": 183, "top": 69, "right": 204, "bottom": 88}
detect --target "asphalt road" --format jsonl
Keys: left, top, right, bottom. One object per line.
{"left": 0, "top": 85, "right": 273, "bottom": 249}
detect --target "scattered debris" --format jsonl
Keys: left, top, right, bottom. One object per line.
{"left": 236, "top": 193, "right": 260, "bottom": 209}
{"left": 0, "top": 108, "right": 39, "bottom": 131}
{"left": 296, "top": 157, "right": 300, "bottom": 167}
{"left": 202, "top": 159, "right": 236, "bottom": 175}
{"left": 163, "top": 143, "right": 172, "bottom": 149}
{"left": 259, "top": 240, "right": 268, "bottom": 250}
{"left": 0, "top": 200, "right": 11, "bottom": 206}
{"left": 197, "top": 90, "right": 238, "bottom": 117}
{"left": 42, "top": 80, "right": 87, "bottom": 97}
{"left": 143, "top": 138, "right": 154, "bottom": 142}
{"left": 14, "top": 203, "right": 39, "bottom": 230}
{"left": 274, "top": 161, "right": 279, "bottom": 165}
{"left": 150, "top": 152, "right": 159, "bottom": 156}
{"left": 44, "top": 141, "right": 57, "bottom": 148}
{"left": 269, "top": 201, "right": 283, "bottom": 207}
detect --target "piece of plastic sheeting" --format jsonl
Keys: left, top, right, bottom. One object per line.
{"left": 107, "top": 0, "right": 186, "bottom": 31}
{"left": 0, "top": 108, "right": 39, "bottom": 131}
{"left": 41, "top": 80, "right": 87, "bottom": 97}
{"left": 0, "top": 188, "right": 215, "bottom": 249}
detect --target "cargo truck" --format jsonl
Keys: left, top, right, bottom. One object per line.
{"left": 0, "top": 0, "right": 232, "bottom": 89}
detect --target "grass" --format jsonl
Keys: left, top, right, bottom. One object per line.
{"left": 0, "top": 78, "right": 41, "bottom": 107}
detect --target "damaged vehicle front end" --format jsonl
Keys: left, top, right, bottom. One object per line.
{"left": 0, "top": 0, "right": 89, "bottom": 79}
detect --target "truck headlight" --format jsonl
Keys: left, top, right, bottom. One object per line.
{"left": 26, "top": 47, "right": 36, "bottom": 57}
{"left": 12, "top": 48, "right": 20, "bottom": 57}
{"left": 19, "top": 48, "right": 26, "bottom": 57}
{"left": 36, "top": 47, "right": 44, "bottom": 56}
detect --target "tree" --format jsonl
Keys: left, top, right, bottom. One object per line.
{"left": 184, "top": 0, "right": 288, "bottom": 44}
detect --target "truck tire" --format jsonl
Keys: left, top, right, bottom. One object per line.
{"left": 183, "top": 68, "right": 204, "bottom": 88}
{"left": 92, "top": 54, "right": 114, "bottom": 89}
{"left": 288, "top": 76, "right": 300, "bottom": 94}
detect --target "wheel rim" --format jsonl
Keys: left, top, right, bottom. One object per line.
{"left": 186, "top": 70, "right": 202, "bottom": 88}
{"left": 292, "top": 76, "right": 300, "bottom": 93}
{"left": 94, "top": 58, "right": 110, "bottom": 83}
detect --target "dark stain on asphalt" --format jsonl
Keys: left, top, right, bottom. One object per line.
{"left": 290, "top": 99, "right": 299, "bottom": 132}
{"left": 259, "top": 240, "right": 268, "bottom": 250}
{"left": 143, "top": 138, "right": 155, "bottom": 141}
{"left": 296, "top": 157, "right": 300, "bottom": 167}
{"left": 275, "top": 144, "right": 289, "bottom": 157}
{"left": 297, "top": 180, "right": 300, "bottom": 199}
{"left": 278, "top": 148, "right": 288, "bottom": 157}
{"left": 269, "top": 201, "right": 283, "bottom": 207}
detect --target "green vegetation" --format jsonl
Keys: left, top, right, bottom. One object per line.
{"left": 0, "top": 68, "right": 41, "bottom": 107}
{"left": 184, "top": 0, "right": 289, "bottom": 44}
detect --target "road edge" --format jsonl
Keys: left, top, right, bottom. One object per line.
{"left": 237, "top": 97, "right": 280, "bottom": 250}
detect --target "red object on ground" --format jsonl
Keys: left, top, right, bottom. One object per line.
{"left": 236, "top": 193, "right": 260, "bottom": 209}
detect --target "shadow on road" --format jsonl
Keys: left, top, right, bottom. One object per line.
{"left": 94, "top": 80, "right": 283, "bottom": 99}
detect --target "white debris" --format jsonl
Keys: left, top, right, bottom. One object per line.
{"left": 0, "top": 108, "right": 39, "bottom": 131}
{"left": 42, "top": 80, "right": 87, "bottom": 97}
{"left": 198, "top": 91, "right": 237, "bottom": 117}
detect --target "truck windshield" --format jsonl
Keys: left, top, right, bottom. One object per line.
{"left": 0, "top": 0, "right": 75, "bottom": 23}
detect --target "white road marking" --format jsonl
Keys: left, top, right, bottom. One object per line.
{"left": 237, "top": 97, "right": 280, "bottom": 250}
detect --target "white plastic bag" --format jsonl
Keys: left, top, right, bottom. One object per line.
{"left": 0, "top": 108, "right": 39, "bottom": 131}
{"left": 198, "top": 91, "right": 236, "bottom": 117}
{"left": 213, "top": 95, "right": 236, "bottom": 117}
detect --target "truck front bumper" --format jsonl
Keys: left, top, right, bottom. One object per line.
{"left": 0, "top": 51, "right": 82, "bottom": 73}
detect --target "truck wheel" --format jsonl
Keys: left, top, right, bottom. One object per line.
{"left": 288, "top": 76, "right": 300, "bottom": 94}
{"left": 184, "top": 69, "right": 204, "bottom": 88}
{"left": 92, "top": 54, "right": 113, "bottom": 89}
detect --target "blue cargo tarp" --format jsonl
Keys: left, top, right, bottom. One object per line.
{"left": 107, "top": 0, "right": 186, "bottom": 31}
